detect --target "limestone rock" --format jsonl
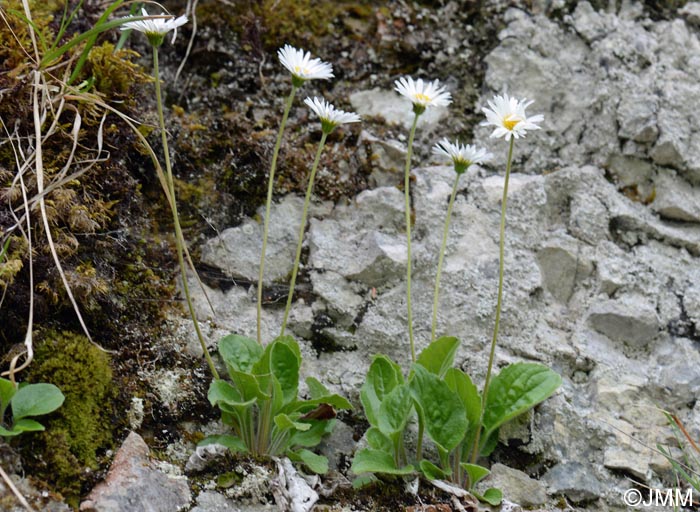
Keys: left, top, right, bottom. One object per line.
{"left": 480, "top": 463, "right": 547, "bottom": 508}
{"left": 544, "top": 462, "right": 603, "bottom": 504}
{"left": 652, "top": 171, "right": 700, "bottom": 222}
{"left": 587, "top": 295, "right": 659, "bottom": 345}
{"left": 349, "top": 88, "right": 449, "bottom": 131}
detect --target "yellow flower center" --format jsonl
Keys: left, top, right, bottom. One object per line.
{"left": 294, "top": 65, "right": 310, "bottom": 75}
{"left": 503, "top": 115, "right": 520, "bottom": 131}
{"left": 414, "top": 93, "right": 432, "bottom": 103}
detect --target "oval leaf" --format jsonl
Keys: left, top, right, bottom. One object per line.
{"left": 270, "top": 340, "right": 300, "bottom": 405}
{"left": 483, "top": 363, "right": 561, "bottom": 440}
{"left": 378, "top": 384, "right": 413, "bottom": 437}
{"left": 351, "top": 448, "right": 414, "bottom": 476}
{"left": 218, "top": 334, "right": 263, "bottom": 374}
{"left": 459, "top": 463, "right": 490, "bottom": 489}
{"left": 417, "top": 336, "right": 460, "bottom": 378}
{"left": 11, "top": 383, "right": 64, "bottom": 421}
{"left": 199, "top": 434, "right": 247, "bottom": 453}
{"left": 360, "top": 355, "right": 403, "bottom": 427}
{"left": 409, "top": 365, "right": 467, "bottom": 452}
{"left": 288, "top": 448, "right": 329, "bottom": 474}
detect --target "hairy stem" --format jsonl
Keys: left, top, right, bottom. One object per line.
{"left": 280, "top": 131, "right": 328, "bottom": 336}
{"left": 470, "top": 137, "right": 514, "bottom": 463}
{"left": 404, "top": 113, "right": 420, "bottom": 362}
{"left": 431, "top": 174, "right": 461, "bottom": 341}
{"left": 153, "top": 47, "right": 219, "bottom": 379}
{"left": 257, "top": 85, "right": 298, "bottom": 344}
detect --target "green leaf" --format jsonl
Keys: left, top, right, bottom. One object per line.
{"left": 199, "top": 434, "right": 247, "bottom": 453}
{"left": 360, "top": 355, "right": 403, "bottom": 427}
{"left": 460, "top": 463, "right": 490, "bottom": 489}
{"left": 11, "top": 418, "right": 45, "bottom": 433}
{"left": 0, "top": 378, "right": 16, "bottom": 410}
{"left": 352, "top": 474, "right": 378, "bottom": 489}
{"left": 444, "top": 369, "right": 481, "bottom": 428}
{"left": 208, "top": 380, "right": 256, "bottom": 418}
{"left": 476, "top": 487, "right": 503, "bottom": 506}
{"left": 306, "top": 377, "right": 330, "bottom": 399}
{"left": 287, "top": 449, "right": 328, "bottom": 474}
{"left": 208, "top": 379, "right": 243, "bottom": 405}
{"left": 419, "top": 459, "right": 450, "bottom": 481}
{"left": 480, "top": 429, "right": 499, "bottom": 457}
{"left": 417, "top": 336, "right": 460, "bottom": 378}
{"left": 0, "top": 425, "right": 21, "bottom": 437}
{"left": 483, "top": 363, "right": 561, "bottom": 442}
{"left": 377, "top": 384, "right": 413, "bottom": 437}
{"left": 274, "top": 413, "right": 312, "bottom": 432}
{"left": 350, "top": 448, "right": 414, "bottom": 476}
{"left": 11, "top": 383, "right": 64, "bottom": 421}
{"left": 444, "top": 368, "right": 481, "bottom": 458}
{"left": 289, "top": 420, "right": 333, "bottom": 448}
{"left": 270, "top": 340, "right": 300, "bottom": 405}
{"left": 365, "top": 427, "right": 393, "bottom": 453}
{"left": 218, "top": 334, "right": 263, "bottom": 374}
{"left": 409, "top": 365, "right": 467, "bottom": 452}
{"left": 229, "top": 369, "right": 269, "bottom": 402}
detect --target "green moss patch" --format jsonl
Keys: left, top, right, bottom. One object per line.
{"left": 21, "top": 330, "right": 115, "bottom": 506}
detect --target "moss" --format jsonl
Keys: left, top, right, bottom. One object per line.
{"left": 83, "top": 42, "right": 151, "bottom": 100}
{"left": 21, "top": 330, "right": 115, "bottom": 506}
{"left": 198, "top": 0, "right": 372, "bottom": 50}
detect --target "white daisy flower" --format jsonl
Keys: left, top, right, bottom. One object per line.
{"left": 432, "top": 138, "right": 492, "bottom": 174}
{"left": 481, "top": 93, "right": 544, "bottom": 140}
{"left": 120, "top": 8, "right": 188, "bottom": 47}
{"left": 394, "top": 77, "right": 452, "bottom": 114}
{"left": 304, "top": 97, "right": 360, "bottom": 133}
{"left": 278, "top": 45, "right": 334, "bottom": 86}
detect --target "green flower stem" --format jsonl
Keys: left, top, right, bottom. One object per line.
{"left": 470, "top": 136, "right": 515, "bottom": 463}
{"left": 416, "top": 413, "right": 425, "bottom": 461}
{"left": 280, "top": 131, "right": 329, "bottom": 336}
{"left": 431, "top": 173, "right": 461, "bottom": 341}
{"left": 153, "top": 47, "right": 219, "bottom": 380}
{"left": 257, "top": 85, "right": 299, "bottom": 344}
{"left": 404, "top": 112, "right": 420, "bottom": 363}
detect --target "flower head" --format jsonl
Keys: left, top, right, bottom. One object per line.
{"left": 120, "top": 8, "right": 187, "bottom": 47}
{"left": 304, "top": 97, "right": 360, "bottom": 134}
{"left": 278, "top": 45, "right": 333, "bottom": 87}
{"left": 481, "top": 93, "right": 544, "bottom": 140}
{"left": 432, "top": 138, "right": 492, "bottom": 174}
{"left": 394, "top": 77, "right": 452, "bottom": 115}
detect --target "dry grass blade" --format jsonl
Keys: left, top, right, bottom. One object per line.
{"left": 0, "top": 463, "right": 35, "bottom": 512}
{"left": 672, "top": 414, "right": 700, "bottom": 455}
{"left": 174, "top": 0, "right": 199, "bottom": 84}
{"left": 65, "top": 92, "right": 217, "bottom": 317}
{"left": 31, "top": 70, "right": 98, "bottom": 352}
{"left": 0, "top": 118, "right": 34, "bottom": 382}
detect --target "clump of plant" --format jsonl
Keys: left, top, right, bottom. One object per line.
{"left": 202, "top": 334, "right": 351, "bottom": 473}
{"left": 350, "top": 87, "right": 560, "bottom": 504}
{"left": 203, "top": 46, "right": 358, "bottom": 473}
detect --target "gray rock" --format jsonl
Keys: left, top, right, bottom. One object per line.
{"left": 680, "top": 2, "right": 700, "bottom": 26}
{"left": 359, "top": 130, "right": 407, "bottom": 188}
{"left": 587, "top": 295, "right": 659, "bottom": 345}
{"left": 480, "top": 463, "right": 547, "bottom": 508}
{"left": 652, "top": 171, "right": 700, "bottom": 222}
{"left": 190, "top": 492, "right": 273, "bottom": 512}
{"left": 80, "top": 432, "right": 191, "bottom": 512}
{"left": 349, "top": 88, "right": 449, "bottom": 131}
{"left": 616, "top": 93, "right": 658, "bottom": 143}
{"left": 544, "top": 462, "right": 603, "bottom": 503}
{"left": 537, "top": 235, "right": 592, "bottom": 303}
{"left": 201, "top": 196, "right": 332, "bottom": 285}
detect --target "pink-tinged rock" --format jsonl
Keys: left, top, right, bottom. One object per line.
{"left": 80, "top": 432, "right": 190, "bottom": 512}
